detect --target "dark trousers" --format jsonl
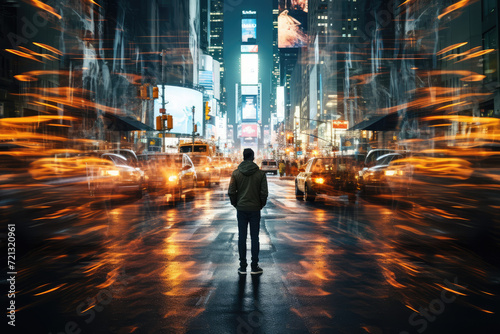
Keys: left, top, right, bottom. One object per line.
{"left": 237, "top": 210, "right": 261, "bottom": 268}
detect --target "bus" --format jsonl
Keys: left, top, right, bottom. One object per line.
{"left": 178, "top": 140, "right": 216, "bottom": 157}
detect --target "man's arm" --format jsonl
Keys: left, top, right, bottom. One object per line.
{"left": 260, "top": 172, "right": 268, "bottom": 209}
{"left": 228, "top": 171, "right": 238, "bottom": 207}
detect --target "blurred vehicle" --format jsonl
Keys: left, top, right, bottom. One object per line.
{"left": 189, "top": 154, "right": 221, "bottom": 187}
{"left": 385, "top": 145, "right": 500, "bottom": 247}
{"left": 295, "top": 156, "right": 358, "bottom": 203}
{"left": 1, "top": 145, "right": 107, "bottom": 247}
{"left": 358, "top": 149, "right": 398, "bottom": 190}
{"left": 94, "top": 153, "right": 145, "bottom": 198}
{"left": 260, "top": 159, "right": 279, "bottom": 175}
{"left": 179, "top": 141, "right": 216, "bottom": 156}
{"left": 112, "top": 149, "right": 139, "bottom": 167}
{"left": 360, "top": 152, "right": 405, "bottom": 195}
{"left": 212, "top": 156, "right": 234, "bottom": 177}
{"left": 364, "top": 149, "right": 396, "bottom": 167}
{"left": 137, "top": 153, "right": 196, "bottom": 202}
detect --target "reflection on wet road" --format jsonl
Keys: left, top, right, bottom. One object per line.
{"left": 9, "top": 176, "right": 500, "bottom": 333}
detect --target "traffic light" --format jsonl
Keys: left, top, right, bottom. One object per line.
{"left": 156, "top": 115, "right": 162, "bottom": 130}
{"left": 166, "top": 115, "right": 173, "bottom": 130}
{"left": 204, "top": 101, "right": 211, "bottom": 121}
{"left": 152, "top": 87, "right": 159, "bottom": 99}
{"left": 287, "top": 133, "right": 294, "bottom": 145}
{"left": 194, "top": 124, "right": 197, "bottom": 133}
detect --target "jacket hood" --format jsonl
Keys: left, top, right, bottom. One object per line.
{"left": 238, "top": 160, "right": 260, "bottom": 176}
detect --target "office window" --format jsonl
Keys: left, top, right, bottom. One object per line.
{"left": 483, "top": 0, "right": 497, "bottom": 18}
{"left": 483, "top": 29, "right": 497, "bottom": 82}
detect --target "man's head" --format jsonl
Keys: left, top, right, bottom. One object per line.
{"left": 243, "top": 148, "right": 254, "bottom": 161}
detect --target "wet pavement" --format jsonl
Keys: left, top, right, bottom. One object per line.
{"left": 5, "top": 176, "right": 500, "bottom": 333}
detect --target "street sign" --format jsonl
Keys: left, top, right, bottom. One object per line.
{"left": 332, "top": 120, "right": 349, "bottom": 129}
{"left": 297, "top": 151, "right": 303, "bottom": 156}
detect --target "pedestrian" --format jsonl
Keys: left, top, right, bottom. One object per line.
{"left": 279, "top": 160, "right": 285, "bottom": 177}
{"left": 285, "top": 160, "right": 291, "bottom": 176}
{"left": 228, "top": 148, "right": 268, "bottom": 275}
{"left": 291, "top": 160, "right": 298, "bottom": 176}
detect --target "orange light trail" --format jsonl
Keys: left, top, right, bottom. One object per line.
{"left": 438, "top": 0, "right": 476, "bottom": 20}
{"left": 33, "top": 42, "right": 63, "bottom": 56}
{"left": 18, "top": 46, "right": 58, "bottom": 60}
{"left": 33, "top": 284, "right": 66, "bottom": 296}
{"left": 436, "top": 283, "right": 468, "bottom": 296}
{"left": 5, "top": 49, "right": 43, "bottom": 62}
{"left": 440, "top": 46, "right": 482, "bottom": 60}
{"left": 32, "top": 101, "right": 63, "bottom": 111}
{"left": 0, "top": 115, "right": 76, "bottom": 125}
{"left": 29, "top": 0, "right": 62, "bottom": 19}
{"left": 88, "top": 0, "right": 102, "bottom": 8}
{"left": 456, "top": 49, "right": 496, "bottom": 63}
{"left": 14, "top": 75, "right": 38, "bottom": 82}
{"left": 437, "top": 42, "right": 468, "bottom": 55}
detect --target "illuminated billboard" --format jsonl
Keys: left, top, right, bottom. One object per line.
{"left": 242, "top": 95, "right": 257, "bottom": 120}
{"left": 278, "top": 0, "right": 308, "bottom": 48}
{"left": 240, "top": 123, "right": 259, "bottom": 138}
{"left": 241, "top": 45, "right": 259, "bottom": 53}
{"left": 242, "top": 18, "right": 257, "bottom": 43}
{"left": 241, "top": 54, "right": 258, "bottom": 84}
{"left": 154, "top": 86, "right": 203, "bottom": 135}
{"left": 332, "top": 120, "right": 349, "bottom": 129}
{"left": 277, "top": 86, "right": 284, "bottom": 121}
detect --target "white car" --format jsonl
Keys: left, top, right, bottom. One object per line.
{"left": 260, "top": 159, "right": 278, "bottom": 175}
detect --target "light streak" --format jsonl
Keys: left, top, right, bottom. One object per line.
{"left": 29, "top": 0, "right": 62, "bottom": 19}
{"left": 32, "top": 42, "right": 63, "bottom": 56}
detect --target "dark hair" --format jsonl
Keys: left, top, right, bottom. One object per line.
{"left": 243, "top": 148, "right": 254, "bottom": 161}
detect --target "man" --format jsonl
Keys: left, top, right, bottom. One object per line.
{"left": 228, "top": 148, "right": 268, "bottom": 275}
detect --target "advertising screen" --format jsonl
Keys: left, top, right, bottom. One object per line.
{"left": 213, "top": 60, "right": 220, "bottom": 100}
{"left": 242, "top": 95, "right": 257, "bottom": 120}
{"left": 278, "top": 0, "right": 308, "bottom": 48}
{"left": 199, "top": 71, "right": 213, "bottom": 92}
{"left": 241, "top": 54, "right": 258, "bottom": 84}
{"left": 154, "top": 86, "right": 203, "bottom": 135}
{"left": 332, "top": 120, "right": 349, "bottom": 129}
{"left": 276, "top": 86, "right": 284, "bottom": 121}
{"left": 240, "top": 123, "right": 259, "bottom": 138}
{"left": 242, "top": 18, "right": 257, "bottom": 43}
{"left": 241, "top": 85, "right": 258, "bottom": 95}
{"left": 241, "top": 45, "right": 259, "bottom": 53}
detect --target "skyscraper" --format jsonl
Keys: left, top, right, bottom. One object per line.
{"left": 209, "top": 0, "right": 226, "bottom": 116}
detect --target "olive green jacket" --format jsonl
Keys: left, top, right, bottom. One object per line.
{"left": 228, "top": 160, "right": 268, "bottom": 211}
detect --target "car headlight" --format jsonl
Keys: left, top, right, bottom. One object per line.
{"left": 385, "top": 170, "right": 396, "bottom": 176}
{"left": 314, "top": 177, "right": 324, "bottom": 184}
{"left": 106, "top": 170, "right": 119, "bottom": 176}
{"left": 168, "top": 175, "right": 178, "bottom": 182}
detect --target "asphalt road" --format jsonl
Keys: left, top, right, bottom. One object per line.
{"left": 5, "top": 176, "right": 500, "bottom": 333}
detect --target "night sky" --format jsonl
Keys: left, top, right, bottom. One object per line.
{"left": 223, "top": 0, "right": 274, "bottom": 128}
